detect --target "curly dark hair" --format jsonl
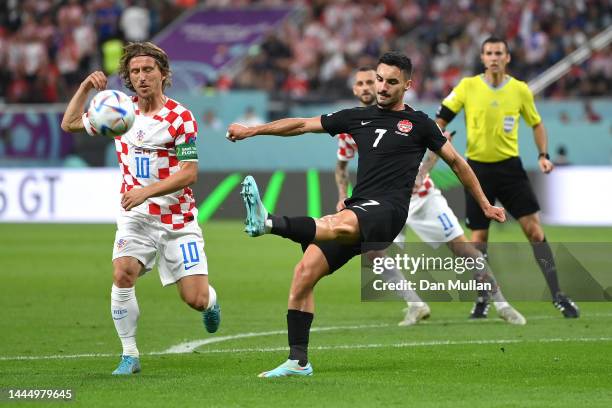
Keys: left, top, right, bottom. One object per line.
{"left": 118, "top": 42, "right": 172, "bottom": 92}
{"left": 377, "top": 51, "right": 413, "bottom": 79}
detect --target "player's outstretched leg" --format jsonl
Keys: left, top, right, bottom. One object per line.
{"left": 240, "top": 175, "right": 268, "bottom": 237}
{"left": 112, "top": 355, "right": 141, "bottom": 375}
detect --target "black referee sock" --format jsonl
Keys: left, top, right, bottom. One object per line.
{"left": 269, "top": 215, "right": 316, "bottom": 244}
{"left": 287, "top": 309, "right": 314, "bottom": 366}
{"left": 531, "top": 237, "right": 562, "bottom": 298}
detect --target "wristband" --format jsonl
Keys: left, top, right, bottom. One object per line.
{"left": 538, "top": 153, "right": 550, "bottom": 160}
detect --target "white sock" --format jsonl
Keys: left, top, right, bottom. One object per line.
{"left": 111, "top": 285, "right": 140, "bottom": 358}
{"left": 207, "top": 285, "right": 217, "bottom": 309}
{"left": 494, "top": 301, "right": 510, "bottom": 310}
{"left": 381, "top": 266, "right": 424, "bottom": 304}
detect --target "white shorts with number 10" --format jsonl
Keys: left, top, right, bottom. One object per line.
{"left": 394, "top": 188, "right": 464, "bottom": 247}
{"left": 112, "top": 213, "right": 208, "bottom": 286}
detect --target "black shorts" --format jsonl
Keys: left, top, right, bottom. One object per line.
{"left": 303, "top": 197, "right": 408, "bottom": 273}
{"left": 465, "top": 157, "right": 540, "bottom": 230}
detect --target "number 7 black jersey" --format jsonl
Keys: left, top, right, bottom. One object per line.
{"left": 321, "top": 104, "right": 447, "bottom": 209}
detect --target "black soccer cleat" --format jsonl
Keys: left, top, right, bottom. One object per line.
{"left": 469, "top": 298, "right": 490, "bottom": 319}
{"left": 553, "top": 294, "right": 580, "bottom": 318}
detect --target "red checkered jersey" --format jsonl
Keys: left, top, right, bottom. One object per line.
{"left": 337, "top": 132, "right": 435, "bottom": 196}
{"left": 115, "top": 97, "right": 198, "bottom": 230}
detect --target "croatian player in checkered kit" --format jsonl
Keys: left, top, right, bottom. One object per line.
{"left": 336, "top": 68, "right": 525, "bottom": 326}
{"left": 61, "top": 42, "right": 220, "bottom": 375}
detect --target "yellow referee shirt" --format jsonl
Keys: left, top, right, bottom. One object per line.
{"left": 441, "top": 74, "right": 542, "bottom": 163}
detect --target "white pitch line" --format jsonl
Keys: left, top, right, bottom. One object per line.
{"left": 161, "top": 323, "right": 388, "bottom": 354}
{"left": 2, "top": 313, "right": 611, "bottom": 362}
{"left": 161, "top": 312, "right": 612, "bottom": 354}
{"left": 3, "top": 337, "right": 612, "bottom": 361}
{"left": 184, "top": 337, "right": 612, "bottom": 354}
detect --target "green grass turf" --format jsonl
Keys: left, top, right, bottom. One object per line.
{"left": 1, "top": 222, "right": 611, "bottom": 407}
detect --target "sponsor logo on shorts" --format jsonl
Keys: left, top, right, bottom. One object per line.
{"left": 185, "top": 263, "right": 199, "bottom": 271}
{"left": 353, "top": 199, "right": 380, "bottom": 212}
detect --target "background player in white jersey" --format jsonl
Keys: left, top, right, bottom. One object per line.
{"left": 61, "top": 42, "right": 220, "bottom": 375}
{"left": 336, "top": 67, "right": 525, "bottom": 326}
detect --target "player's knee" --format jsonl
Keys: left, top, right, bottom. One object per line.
{"left": 471, "top": 230, "right": 488, "bottom": 243}
{"left": 526, "top": 227, "right": 544, "bottom": 242}
{"left": 183, "top": 292, "right": 209, "bottom": 311}
{"left": 113, "top": 268, "right": 136, "bottom": 287}
{"left": 290, "top": 261, "right": 317, "bottom": 299}
{"left": 293, "top": 261, "right": 315, "bottom": 283}
{"left": 185, "top": 295, "right": 208, "bottom": 311}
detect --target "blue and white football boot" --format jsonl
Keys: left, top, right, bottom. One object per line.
{"left": 240, "top": 175, "right": 268, "bottom": 237}
{"left": 258, "top": 359, "right": 313, "bottom": 378}
{"left": 203, "top": 303, "right": 221, "bottom": 333}
{"left": 112, "top": 355, "right": 141, "bottom": 375}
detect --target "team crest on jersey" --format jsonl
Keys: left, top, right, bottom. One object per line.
{"left": 397, "top": 120, "right": 413, "bottom": 133}
{"left": 116, "top": 238, "right": 128, "bottom": 250}
{"left": 135, "top": 129, "right": 146, "bottom": 146}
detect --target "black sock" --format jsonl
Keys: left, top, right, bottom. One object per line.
{"left": 287, "top": 309, "right": 314, "bottom": 366}
{"left": 270, "top": 215, "right": 316, "bottom": 244}
{"left": 531, "top": 237, "right": 562, "bottom": 298}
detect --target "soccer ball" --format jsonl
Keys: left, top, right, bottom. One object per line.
{"left": 86, "top": 90, "right": 136, "bottom": 137}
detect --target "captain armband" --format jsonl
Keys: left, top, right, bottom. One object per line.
{"left": 176, "top": 141, "right": 198, "bottom": 161}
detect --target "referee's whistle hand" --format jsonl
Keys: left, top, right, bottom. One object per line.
{"left": 484, "top": 205, "right": 506, "bottom": 223}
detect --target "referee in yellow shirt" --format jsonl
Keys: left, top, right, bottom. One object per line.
{"left": 435, "top": 37, "right": 579, "bottom": 318}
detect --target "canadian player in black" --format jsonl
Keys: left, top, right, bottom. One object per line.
{"left": 226, "top": 51, "right": 506, "bottom": 378}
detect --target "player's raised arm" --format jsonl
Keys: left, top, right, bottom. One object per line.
{"left": 435, "top": 141, "right": 506, "bottom": 223}
{"left": 61, "top": 71, "right": 108, "bottom": 133}
{"left": 226, "top": 116, "right": 324, "bottom": 142}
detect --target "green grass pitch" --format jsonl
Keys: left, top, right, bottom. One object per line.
{"left": 1, "top": 222, "right": 611, "bottom": 407}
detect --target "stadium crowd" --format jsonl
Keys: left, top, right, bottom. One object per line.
{"left": 0, "top": 0, "right": 185, "bottom": 103}
{"left": 237, "top": 0, "right": 611, "bottom": 100}
{"left": 1, "top": 0, "right": 610, "bottom": 104}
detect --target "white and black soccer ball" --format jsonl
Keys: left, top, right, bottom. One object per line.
{"left": 86, "top": 90, "right": 136, "bottom": 137}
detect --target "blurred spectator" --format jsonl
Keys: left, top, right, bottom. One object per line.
{"left": 102, "top": 38, "right": 123, "bottom": 74}
{"left": 202, "top": 109, "right": 224, "bottom": 131}
{"left": 234, "top": 106, "right": 264, "bottom": 126}
{"left": 553, "top": 145, "right": 571, "bottom": 166}
{"left": 120, "top": 0, "right": 151, "bottom": 42}
{"left": 94, "top": 0, "right": 122, "bottom": 46}
{"left": 583, "top": 100, "right": 602, "bottom": 123}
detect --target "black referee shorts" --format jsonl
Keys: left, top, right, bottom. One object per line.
{"left": 465, "top": 157, "right": 540, "bottom": 230}
{"left": 303, "top": 197, "right": 408, "bottom": 273}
